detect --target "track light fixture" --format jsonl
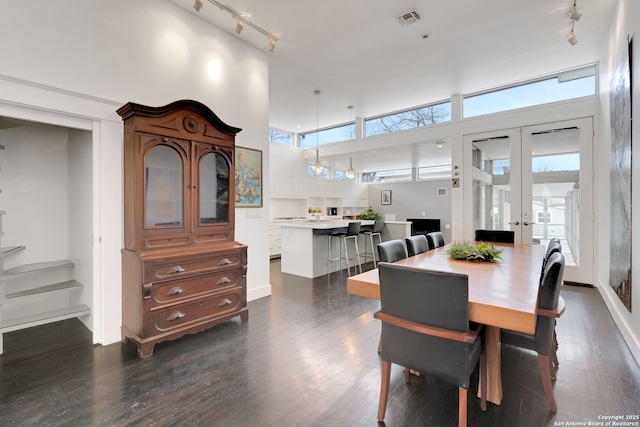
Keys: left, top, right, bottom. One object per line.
{"left": 567, "top": 0, "right": 582, "bottom": 21}
{"left": 312, "top": 90, "right": 324, "bottom": 177}
{"left": 568, "top": 22, "right": 578, "bottom": 46}
{"left": 235, "top": 21, "right": 244, "bottom": 34}
{"left": 193, "top": 0, "right": 279, "bottom": 53}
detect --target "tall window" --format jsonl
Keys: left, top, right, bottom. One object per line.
{"left": 463, "top": 65, "right": 596, "bottom": 118}
{"left": 299, "top": 123, "right": 356, "bottom": 148}
{"left": 269, "top": 128, "right": 293, "bottom": 145}
{"left": 417, "top": 165, "right": 452, "bottom": 181}
{"left": 364, "top": 101, "right": 451, "bottom": 137}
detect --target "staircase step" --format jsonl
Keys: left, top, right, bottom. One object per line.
{"left": 1, "top": 259, "right": 74, "bottom": 280}
{"left": 0, "top": 304, "right": 91, "bottom": 333}
{"left": 1, "top": 246, "right": 26, "bottom": 257}
{"left": 4, "top": 279, "right": 83, "bottom": 300}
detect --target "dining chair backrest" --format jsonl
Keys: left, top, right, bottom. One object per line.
{"left": 474, "top": 229, "right": 515, "bottom": 244}
{"left": 377, "top": 239, "right": 407, "bottom": 263}
{"left": 524, "top": 251, "right": 565, "bottom": 358}
{"left": 405, "top": 234, "right": 429, "bottom": 257}
{"left": 426, "top": 232, "right": 445, "bottom": 250}
{"left": 377, "top": 263, "right": 477, "bottom": 386}
{"left": 540, "top": 239, "right": 562, "bottom": 284}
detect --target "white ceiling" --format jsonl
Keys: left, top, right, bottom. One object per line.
{"left": 168, "top": 0, "right": 617, "bottom": 170}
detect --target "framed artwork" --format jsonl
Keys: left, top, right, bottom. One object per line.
{"left": 235, "top": 146, "right": 263, "bottom": 208}
{"left": 381, "top": 190, "right": 392, "bottom": 205}
{"left": 609, "top": 37, "right": 633, "bottom": 311}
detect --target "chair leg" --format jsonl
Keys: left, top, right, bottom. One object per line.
{"left": 458, "top": 387, "right": 468, "bottom": 427}
{"left": 343, "top": 237, "right": 351, "bottom": 276}
{"left": 353, "top": 237, "right": 362, "bottom": 274}
{"left": 377, "top": 332, "right": 382, "bottom": 353}
{"left": 537, "top": 354, "right": 558, "bottom": 412}
{"left": 378, "top": 361, "right": 392, "bottom": 421}
{"left": 480, "top": 342, "right": 487, "bottom": 412}
{"left": 551, "top": 330, "right": 559, "bottom": 368}
{"left": 403, "top": 367, "right": 410, "bottom": 383}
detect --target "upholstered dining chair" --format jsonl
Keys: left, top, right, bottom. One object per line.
{"left": 405, "top": 234, "right": 429, "bottom": 257}
{"left": 375, "top": 262, "right": 486, "bottom": 427}
{"left": 425, "top": 231, "right": 445, "bottom": 250}
{"left": 474, "top": 229, "right": 515, "bottom": 243}
{"left": 541, "top": 238, "right": 562, "bottom": 366}
{"left": 501, "top": 251, "right": 565, "bottom": 413}
{"left": 377, "top": 239, "right": 407, "bottom": 263}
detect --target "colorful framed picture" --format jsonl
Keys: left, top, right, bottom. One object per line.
{"left": 381, "top": 190, "right": 392, "bottom": 205}
{"left": 235, "top": 146, "right": 262, "bottom": 208}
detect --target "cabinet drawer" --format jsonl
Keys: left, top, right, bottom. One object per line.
{"left": 144, "top": 252, "right": 243, "bottom": 282}
{"left": 151, "top": 270, "right": 241, "bottom": 305}
{"left": 151, "top": 290, "right": 243, "bottom": 332}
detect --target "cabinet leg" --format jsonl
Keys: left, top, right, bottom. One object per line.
{"left": 137, "top": 343, "right": 155, "bottom": 359}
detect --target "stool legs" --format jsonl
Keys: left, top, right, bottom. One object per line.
{"left": 370, "top": 232, "right": 381, "bottom": 268}
{"left": 343, "top": 235, "right": 362, "bottom": 276}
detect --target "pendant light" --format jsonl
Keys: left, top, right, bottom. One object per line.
{"left": 345, "top": 106, "right": 357, "bottom": 180}
{"left": 311, "top": 90, "right": 324, "bottom": 176}
{"left": 345, "top": 157, "right": 356, "bottom": 180}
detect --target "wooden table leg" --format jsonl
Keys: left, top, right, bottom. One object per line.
{"left": 478, "top": 325, "right": 502, "bottom": 405}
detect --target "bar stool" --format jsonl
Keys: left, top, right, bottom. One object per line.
{"left": 360, "top": 220, "right": 385, "bottom": 268}
{"left": 328, "top": 222, "right": 362, "bottom": 276}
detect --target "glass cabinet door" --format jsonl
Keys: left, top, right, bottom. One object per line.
{"left": 199, "top": 152, "right": 230, "bottom": 225}
{"left": 144, "top": 145, "right": 183, "bottom": 228}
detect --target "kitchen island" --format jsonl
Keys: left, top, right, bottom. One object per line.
{"left": 280, "top": 220, "right": 411, "bottom": 278}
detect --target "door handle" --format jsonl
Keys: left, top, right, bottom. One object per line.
{"left": 508, "top": 221, "right": 520, "bottom": 225}
{"left": 523, "top": 221, "right": 530, "bottom": 226}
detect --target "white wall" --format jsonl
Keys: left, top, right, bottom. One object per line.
{"left": 0, "top": 0, "right": 271, "bottom": 345}
{"left": 597, "top": 0, "right": 640, "bottom": 363}
{"left": 367, "top": 179, "right": 453, "bottom": 243}
{"left": 68, "top": 128, "right": 94, "bottom": 330}
{"left": 0, "top": 122, "right": 72, "bottom": 318}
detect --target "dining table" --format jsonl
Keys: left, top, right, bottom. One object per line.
{"left": 346, "top": 242, "right": 551, "bottom": 406}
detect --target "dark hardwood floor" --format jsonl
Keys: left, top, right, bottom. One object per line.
{"left": 1, "top": 259, "right": 639, "bottom": 426}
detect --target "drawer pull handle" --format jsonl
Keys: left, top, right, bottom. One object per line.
{"left": 218, "top": 259, "right": 233, "bottom": 266}
{"left": 167, "top": 287, "right": 185, "bottom": 296}
{"left": 168, "top": 266, "right": 186, "bottom": 274}
{"left": 217, "top": 277, "right": 232, "bottom": 285}
{"left": 218, "top": 298, "right": 233, "bottom": 307}
{"left": 167, "top": 311, "right": 186, "bottom": 321}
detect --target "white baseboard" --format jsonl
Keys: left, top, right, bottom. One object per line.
{"left": 247, "top": 283, "right": 272, "bottom": 302}
{"left": 595, "top": 279, "right": 640, "bottom": 366}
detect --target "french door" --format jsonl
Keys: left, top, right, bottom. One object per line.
{"left": 462, "top": 118, "right": 594, "bottom": 284}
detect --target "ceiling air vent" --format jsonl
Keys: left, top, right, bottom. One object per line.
{"left": 397, "top": 10, "right": 421, "bottom": 26}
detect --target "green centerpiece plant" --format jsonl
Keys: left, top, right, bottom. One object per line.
{"left": 446, "top": 241, "right": 504, "bottom": 263}
{"left": 360, "top": 206, "right": 382, "bottom": 220}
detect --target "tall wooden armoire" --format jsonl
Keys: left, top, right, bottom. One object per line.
{"left": 117, "top": 100, "right": 248, "bottom": 358}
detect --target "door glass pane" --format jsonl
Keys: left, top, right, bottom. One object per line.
{"left": 530, "top": 128, "right": 580, "bottom": 266}
{"left": 472, "top": 136, "right": 512, "bottom": 232}
{"left": 199, "top": 152, "right": 229, "bottom": 225}
{"left": 145, "top": 145, "right": 183, "bottom": 227}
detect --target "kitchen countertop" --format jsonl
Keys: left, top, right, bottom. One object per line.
{"left": 280, "top": 219, "right": 375, "bottom": 229}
